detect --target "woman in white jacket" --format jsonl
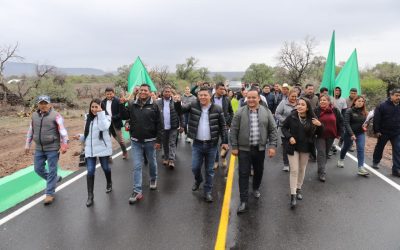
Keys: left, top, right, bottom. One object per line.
{"left": 74, "top": 98, "right": 112, "bottom": 207}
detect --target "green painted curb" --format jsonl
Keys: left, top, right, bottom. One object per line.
{"left": 0, "top": 164, "right": 73, "bottom": 213}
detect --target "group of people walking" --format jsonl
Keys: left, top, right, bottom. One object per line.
{"left": 25, "top": 82, "right": 400, "bottom": 214}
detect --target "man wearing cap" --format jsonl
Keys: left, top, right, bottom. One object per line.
{"left": 25, "top": 95, "right": 69, "bottom": 205}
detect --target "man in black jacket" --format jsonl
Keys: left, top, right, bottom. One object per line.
{"left": 175, "top": 87, "right": 229, "bottom": 202}
{"left": 212, "top": 82, "right": 234, "bottom": 169}
{"left": 120, "top": 84, "right": 162, "bottom": 204}
{"left": 101, "top": 87, "right": 128, "bottom": 159}
{"left": 156, "top": 86, "right": 184, "bottom": 169}
{"left": 372, "top": 88, "right": 400, "bottom": 176}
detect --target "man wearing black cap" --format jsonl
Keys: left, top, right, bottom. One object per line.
{"left": 25, "top": 95, "right": 69, "bottom": 205}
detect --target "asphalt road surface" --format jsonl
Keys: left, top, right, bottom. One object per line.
{"left": 1, "top": 136, "right": 400, "bottom": 250}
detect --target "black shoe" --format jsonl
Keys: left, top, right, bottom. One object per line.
{"left": 204, "top": 193, "right": 213, "bottom": 203}
{"left": 86, "top": 175, "right": 94, "bottom": 207}
{"left": 296, "top": 189, "right": 303, "bottom": 200}
{"left": 237, "top": 202, "right": 248, "bottom": 214}
{"left": 290, "top": 194, "right": 297, "bottom": 209}
{"left": 57, "top": 176, "right": 63, "bottom": 183}
{"left": 392, "top": 171, "right": 400, "bottom": 177}
{"left": 192, "top": 182, "right": 200, "bottom": 191}
{"left": 128, "top": 192, "right": 143, "bottom": 204}
{"left": 319, "top": 173, "right": 326, "bottom": 182}
{"left": 86, "top": 194, "right": 94, "bottom": 207}
{"left": 372, "top": 163, "right": 379, "bottom": 169}
{"left": 105, "top": 172, "right": 112, "bottom": 193}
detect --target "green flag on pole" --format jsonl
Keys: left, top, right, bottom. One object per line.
{"left": 320, "top": 31, "right": 336, "bottom": 96}
{"left": 335, "top": 49, "right": 361, "bottom": 99}
{"left": 127, "top": 57, "right": 157, "bottom": 93}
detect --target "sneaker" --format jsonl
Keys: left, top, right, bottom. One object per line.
{"left": 150, "top": 179, "right": 157, "bottom": 190}
{"left": 162, "top": 160, "right": 169, "bottom": 166}
{"left": 253, "top": 189, "right": 261, "bottom": 199}
{"left": 168, "top": 160, "right": 175, "bottom": 169}
{"left": 282, "top": 165, "right": 289, "bottom": 172}
{"left": 185, "top": 137, "right": 191, "bottom": 143}
{"left": 122, "top": 152, "right": 128, "bottom": 159}
{"left": 319, "top": 173, "right": 326, "bottom": 182}
{"left": 372, "top": 163, "right": 379, "bottom": 169}
{"left": 44, "top": 195, "right": 54, "bottom": 205}
{"left": 222, "top": 159, "right": 227, "bottom": 168}
{"left": 357, "top": 167, "right": 370, "bottom": 176}
{"left": 337, "top": 160, "right": 344, "bottom": 168}
{"left": 213, "top": 162, "right": 219, "bottom": 170}
{"left": 128, "top": 192, "right": 143, "bottom": 204}
{"left": 296, "top": 189, "right": 303, "bottom": 200}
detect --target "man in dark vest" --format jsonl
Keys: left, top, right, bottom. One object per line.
{"left": 156, "top": 85, "right": 184, "bottom": 169}
{"left": 101, "top": 87, "right": 128, "bottom": 159}
{"left": 25, "top": 95, "right": 69, "bottom": 205}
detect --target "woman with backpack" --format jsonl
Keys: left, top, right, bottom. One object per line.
{"left": 73, "top": 98, "right": 113, "bottom": 207}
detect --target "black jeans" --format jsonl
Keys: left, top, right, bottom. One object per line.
{"left": 373, "top": 134, "right": 400, "bottom": 173}
{"left": 238, "top": 147, "right": 265, "bottom": 202}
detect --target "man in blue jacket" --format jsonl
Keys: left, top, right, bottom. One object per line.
{"left": 372, "top": 88, "right": 400, "bottom": 176}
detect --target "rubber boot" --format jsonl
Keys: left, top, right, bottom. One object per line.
{"left": 86, "top": 175, "right": 94, "bottom": 207}
{"left": 105, "top": 171, "right": 112, "bottom": 193}
{"left": 290, "top": 194, "right": 297, "bottom": 209}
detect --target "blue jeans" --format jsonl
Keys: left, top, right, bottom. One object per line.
{"left": 340, "top": 132, "right": 365, "bottom": 168}
{"left": 373, "top": 134, "right": 400, "bottom": 173}
{"left": 131, "top": 141, "right": 158, "bottom": 194}
{"left": 34, "top": 150, "right": 59, "bottom": 195}
{"left": 192, "top": 141, "right": 218, "bottom": 194}
{"left": 86, "top": 157, "right": 110, "bottom": 176}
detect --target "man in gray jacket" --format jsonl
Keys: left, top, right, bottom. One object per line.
{"left": 231, "top": 88, "right": 278, "bottom": 214}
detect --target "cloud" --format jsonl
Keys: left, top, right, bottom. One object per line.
{"left": 1, "top": 0, "right": 399, "bottom": 71}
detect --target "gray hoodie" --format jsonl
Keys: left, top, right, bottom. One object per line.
{"left": 275, "top": 99, "right": 296, "bottom": 126}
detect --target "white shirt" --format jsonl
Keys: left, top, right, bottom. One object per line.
{"left": 196, "top": 104, "right": 211, "bottom": 140}
{"left": 106, "top": 100, "right": 112, "bottom": 117}
{"left": 163, "top": 98, "right": 171, "bottom": 130}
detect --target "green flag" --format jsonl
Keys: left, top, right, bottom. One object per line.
{"left": 320, "top": 31, "right": 336, "bottom": 96}
{"left": 335, "top": 49, "right": 361, "bottom": 98}
{"left": 127, "top": 57, "right": 157, "bottom": 93}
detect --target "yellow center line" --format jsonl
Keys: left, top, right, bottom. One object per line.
{"left": 215, "top": 154, "right": 236, "bottom": 250}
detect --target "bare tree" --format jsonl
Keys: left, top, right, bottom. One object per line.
{"left": 0, "top": 43, "right": 24, "bottom": 103}
{"left": 277, "top": 36, "right": 316, "bottom": 85}
{"left": 150, "top": 65, "right": 170, "bottom": 88}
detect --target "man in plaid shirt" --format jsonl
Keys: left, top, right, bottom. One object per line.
{"left": 231, "top": 88, "right": 278, "bottom": 214}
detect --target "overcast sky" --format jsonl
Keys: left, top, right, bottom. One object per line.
{"left": 1, "top": 0, "right": 400, "bottom": 72}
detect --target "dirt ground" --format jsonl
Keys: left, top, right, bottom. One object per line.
{"left": 0, "top": 105, "right": 121, "bottom": 178}
{"left": 0, "top": 105, "right": 395, "bottom": 178}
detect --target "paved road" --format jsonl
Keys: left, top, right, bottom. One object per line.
{"left": 1, "top": 137, "right": 400, "bottom": 250}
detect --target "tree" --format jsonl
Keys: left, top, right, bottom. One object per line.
{"left": 198, "top": 67, "right": 210, "bottom": 81}
{"left": 212, "top": 73, "right": 226, "bottom": 83}
{"left": 370, "top": 62, "right": 400, "bottom": 95}
{"left": 277, "top": 36, "right": 316, "bottom": 85}
{"left": 176, "top": 57, "right": 200, "bottom": 83}
{"left": 242, "top": 63, "right": 274, "bottom": 85}
{"left": 0, "top": 43, "right": 23, "bottom": 104}
{"left": 149, "top": 65, "right": 170, "bottom": 89}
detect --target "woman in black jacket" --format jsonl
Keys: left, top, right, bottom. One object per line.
{"left": 338, "top": 95, "right": 369, "bottom": 176}
{"left": 282, "top": 97, "right": 323, "bottom": 209}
